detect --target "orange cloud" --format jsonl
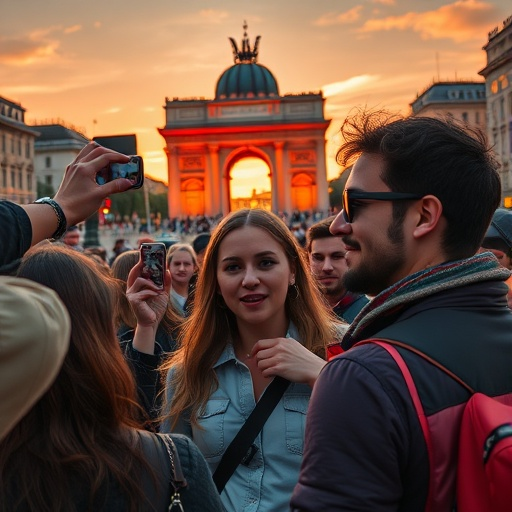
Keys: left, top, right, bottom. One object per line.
{"left": 358, "top": 0, "right": 499, "bottom": 42}
{"left": 0, "top": 36, "right": 60, "bottom": 66}
{"left": 314, "top": 6, "right": 363, "bottom": 26}
{"left": 64, "top": 25, "right": 82, "bottom": 34}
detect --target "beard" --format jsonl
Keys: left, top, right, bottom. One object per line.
{"left": 343, "top": 215, "right": 405, "bottom": 297}
{"left": 320, "top": 278, "right": 345, "bottom": 298}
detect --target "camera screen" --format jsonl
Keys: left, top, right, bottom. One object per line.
{"left": 110, "top": 159, "right": 140, "bottom": 183}
{"left": 96, "top": 156, "right": 143, "bottom": 188}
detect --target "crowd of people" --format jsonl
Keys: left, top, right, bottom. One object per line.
{"left": 1, "top": 110, "right": 512, "bottom": 511}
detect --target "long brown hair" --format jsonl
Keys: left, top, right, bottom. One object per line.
{"left": 0, "top": 244, "right": 153, "bottom": 511}
{"left": 111, "top": 249, "right": 139, "bottom": 329}
{"left": 161, "top": 209, "right": 339, "bottom": 428}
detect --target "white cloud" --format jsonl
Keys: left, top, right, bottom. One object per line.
{"left": 322, "top": 75, "right": 380, "bottom": 97}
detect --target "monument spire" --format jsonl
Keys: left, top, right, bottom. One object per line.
{"left": 229, "top": 20, "right": 261, "bottom": 64}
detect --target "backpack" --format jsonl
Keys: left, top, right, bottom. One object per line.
{"left": 363, "top": 339, "right": 512, "bottom": 512}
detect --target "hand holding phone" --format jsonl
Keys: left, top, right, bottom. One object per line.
{"left": 96, "top": 155, "right": 144, "bottom": 189}
{"left": 140, "top": 243, "right": 166, "bottom": 289}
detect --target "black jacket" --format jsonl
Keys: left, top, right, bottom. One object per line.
{"left": 291, "top": 280, "right": 512, "bottom": 511}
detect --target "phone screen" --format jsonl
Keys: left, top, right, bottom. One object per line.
{"left": 140, "top": 243, "right": 166, "bottom": 288}
{"left": 96, "top": 156, "right": 144, "bottom": 189}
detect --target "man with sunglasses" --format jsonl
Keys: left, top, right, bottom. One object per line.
{"left": 291, "top": 111, "right": 512, "bottom": 511}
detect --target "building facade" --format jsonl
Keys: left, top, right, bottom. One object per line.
{"left": 410, "top": 81, "right": 487, "bottom": 131}
{"left": 479, "top": 15, "right": 512, "bottom": 206}
{"left": 34, "top": 123, "right": 89, "bottom": 196}
{"left": 158, "top": 24, "right": 331, "bottom": 218}
{"left": 0, "top": 96, "right": 39, "bottom": 203}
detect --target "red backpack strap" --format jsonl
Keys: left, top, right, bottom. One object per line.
{"left": 355, "top": 339, "right": 436, "bottom": 511}
{"left": 366, "top": 338, "right": 474, "bottom": 394}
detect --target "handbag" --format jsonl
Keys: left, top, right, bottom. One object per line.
{"left": 158, "top": 434, "right": 188, "bottom": 511}
{"left": 212, "top": 375, "right": 291, "bottom": 493}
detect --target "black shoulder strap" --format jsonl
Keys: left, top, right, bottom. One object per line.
{"left": 213, "top": 376, "right": 290, "bottom": 493}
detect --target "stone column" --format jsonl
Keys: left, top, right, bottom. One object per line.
{"left": 273, "top": 142, "right": 285, "bottom": 213}
{"left": 207, "top": 145, "right": 219, "bottom": 215}
{"left": 316, "top": 137, "right": 330, "bottom": 213}
{"left": 167, "top": 146, "right": 181, "bottom": 219}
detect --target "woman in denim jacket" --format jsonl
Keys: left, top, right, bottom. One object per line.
{"left": 158, "top": 209, "right": 343, "bottom": 512}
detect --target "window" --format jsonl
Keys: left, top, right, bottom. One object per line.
{"left": 462, "top": 112, "right": 468, "bottom": 123}
{"left": 18, "top": 139, "right": 21, "bottom": 156}
{"left": 25, "top": 141, "right": 30, "bottom": 158}
{"left": 45, "top": 156, "right": 51, "bottom": 168}
{"left": 11, "top": 170, "right": 15, "bottom": 188}
{"left": 45, "top": 175, "right": 53, "bottom": 186}
{"left": 2, "top": 169, "right": 6, "bottom": 188}
{"left": 1, "top": 134, "right": 5, "bottom": 152}
{"left": 27, "top": 172, "right": 32, "bottom": 191}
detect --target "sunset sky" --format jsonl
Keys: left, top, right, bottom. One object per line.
{"left": 1, "top": 0, "right": 510, "bottom": 195}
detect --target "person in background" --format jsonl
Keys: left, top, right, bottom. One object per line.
{"left": 1, "top": 244, "right": 224, "bottom": 511}
{"left": 481, "top": 207, "right": 512, "bottom": 270}
{"left": 84, "top": 245, "right": 109, "bottom": 269}
{"left": 109, "top": 238, "right": 132, "bottom": 266}
{"left": 306, "top": 216, "right": 369, "bottom": 324}
{"left": 136, "top": 236, "right": 155, "bottom": 248}
{"left": 158, "top": 208, "right": 342, "bottom": 512}
{"left": 192, "top": 232, "right": 211, "bottom": 268}
{"left": 167, "top": 243, "right": 198, "bottom": 317}
{"left": 291, "top": 111, "right": 512, "bottom": 511}
{"left": 60, "top": 225, "right": 84, "bottom": 251}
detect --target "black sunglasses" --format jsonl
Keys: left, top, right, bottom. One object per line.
{"left": 342, "top": 189, "right": 423, "bottom": 223}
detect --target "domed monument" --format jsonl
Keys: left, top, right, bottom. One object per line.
{"left": 216, "top": 24, "right": 279, "bottom": 100}
{"left": 159, "top": 22, "right": 330, "bottom": 218}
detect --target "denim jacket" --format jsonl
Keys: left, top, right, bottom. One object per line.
{"left": 161, "top": 324, "right": 311, "bottom": 512}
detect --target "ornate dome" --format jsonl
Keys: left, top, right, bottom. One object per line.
{"left": 215, "top": 22, "right": 279, "bottom": 100}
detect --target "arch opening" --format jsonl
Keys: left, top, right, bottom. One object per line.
{"left": 229, "top": 157, "right": 271, "bottom": 211}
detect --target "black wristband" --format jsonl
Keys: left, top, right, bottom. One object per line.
{"left": 33, "top": 197, "right": 68, "bottom": 241}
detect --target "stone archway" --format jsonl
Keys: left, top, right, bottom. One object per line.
{"left": 223, "top": 146, "right": 272, "bottom": 211}
{"left": 158, "top": 25, "right": 330, "bottom": 219}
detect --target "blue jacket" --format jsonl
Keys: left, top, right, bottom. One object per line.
{"left": 162, "top": 325, "right": 312, "bottom": 512}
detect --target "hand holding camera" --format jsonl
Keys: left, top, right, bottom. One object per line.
{"left": 52, "top": 142, "right": 143, "bottom": 229}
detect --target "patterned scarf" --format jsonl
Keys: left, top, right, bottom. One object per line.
{"left": 329, "top": 253, "right": 510, "bottom": 356}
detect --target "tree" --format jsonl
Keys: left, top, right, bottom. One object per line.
{"left": 36, "top": 180, "right": 55, "bottom": 199}
{"left": 328, "top": 166, "right": 352, "bottom": 211}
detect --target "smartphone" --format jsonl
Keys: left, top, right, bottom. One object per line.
{"left": 140, "top": 243, "right": 166, "bottom": 289}
{"left": 96, "top": 155, "right": 144, "bottom": 189}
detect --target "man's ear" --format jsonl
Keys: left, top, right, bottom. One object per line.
{"left": 412, "top": 195, "right": 443, "bottom": 239}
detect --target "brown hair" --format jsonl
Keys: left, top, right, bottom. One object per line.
{"left": 160, "top": 208, "right": 339, "bottom": 429}
{"left": 305, "top": 215, "right": 336, "bottom": 253}
{"left": 111, "top": 249, "right": 139, "bottom": 329}
{"left": 0, "top": 244, "right": 153, "bottom": 511}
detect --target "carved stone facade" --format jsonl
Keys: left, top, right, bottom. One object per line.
{"left": 0, "top": 96, "right": 39, "bottom": 203}
{"left": 479, "top": 15, "right": 512, "bottom": 206}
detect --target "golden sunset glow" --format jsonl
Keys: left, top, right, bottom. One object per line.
{"left": 1, "top": 1, "right": 509, "bottom": 191}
